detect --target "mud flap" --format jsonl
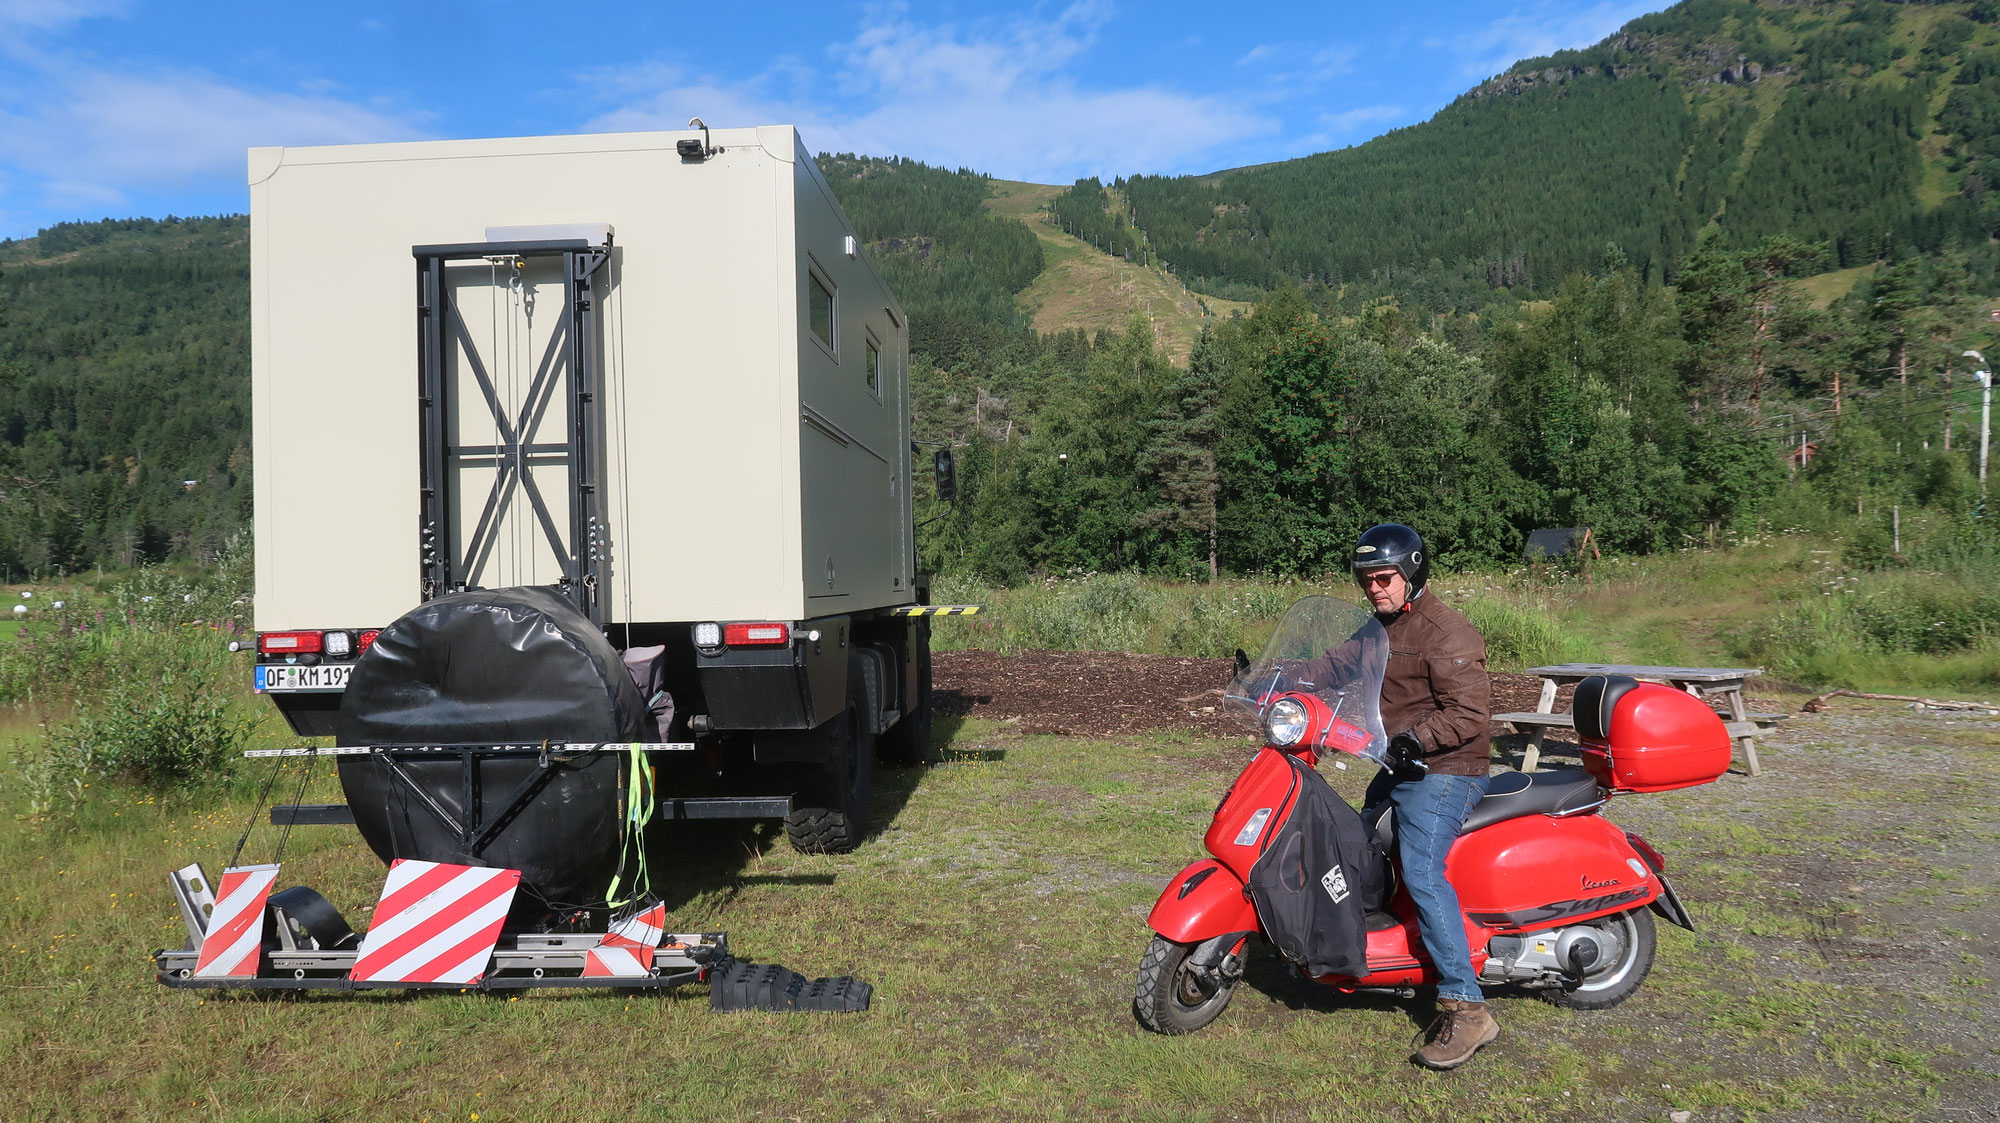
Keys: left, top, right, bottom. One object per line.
{"left": 708, "top": 958, "right": 872, "bottom": 1013}
{"left": 1188, "top": 930, "right": 1253, "bottom": 970}
{"left": 1648, "top": 872, "right": 1695, "bottom": 931}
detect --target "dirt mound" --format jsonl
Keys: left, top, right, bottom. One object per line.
{"left": 934, "top": 649, "right": 1565, "bottom": 739}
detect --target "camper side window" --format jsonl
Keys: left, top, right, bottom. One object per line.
{"left": 865, "top": 335, "right": 881, "bottom": 398}
{"left": 808, "top": 269, "right": 835, "bottom": 352}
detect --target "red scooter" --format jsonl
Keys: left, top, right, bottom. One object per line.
{"left": 1135, "top": 596, "right": 1728, "bottom": 1034}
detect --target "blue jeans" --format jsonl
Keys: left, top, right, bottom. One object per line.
{"left": 1365, "top": 770, "right": 1490, "bottom": 1003}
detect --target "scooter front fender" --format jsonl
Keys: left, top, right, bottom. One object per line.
{"left": 1147, "top": 859, "right": 1260, "bottom": 944}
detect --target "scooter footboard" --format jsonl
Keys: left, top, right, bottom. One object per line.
{"left": 1147, "top": 860, "right": 1259, "bottom": 944}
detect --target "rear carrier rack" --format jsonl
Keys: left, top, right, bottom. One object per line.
{"left": 246, "top": 743, "right": 792, "bottom": 831}
{"left": 153, "top": 861, "right": 869, "bottom": 1012}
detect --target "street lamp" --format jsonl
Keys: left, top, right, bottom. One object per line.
{"left": 1966, "top": 350, "right": 1991, "bottom": 495}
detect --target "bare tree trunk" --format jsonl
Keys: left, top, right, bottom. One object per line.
{"left": 1749, "top": 297, "right": 1772, "bottom": 420}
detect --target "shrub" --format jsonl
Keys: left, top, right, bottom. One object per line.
{"left": 13, "top": 626, "right": 254, "bottom": 814}
{"left": 1460, "top": 596, "right": 1571, "bottom": 671}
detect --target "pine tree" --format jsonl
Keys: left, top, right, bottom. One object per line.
{"left": 1134, "top": 328, "right": 1226, "bottom": 579}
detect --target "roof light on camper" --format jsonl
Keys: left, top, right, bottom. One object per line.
{"left": 723, "top": 622, "right": 791, "bottom": 646}
{"left": 258, "top": 631, "right": 323, "bottom": 655}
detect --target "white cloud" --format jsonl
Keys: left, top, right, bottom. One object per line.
{"left": 1236, "top": 40, "right": 1358, "bottom": 80}
{"left": 1453, "top": 1, "right": 1661, "bottom": 80}
{"left": 1326, "top": 105, "right": 1406, "bottom": 133}
{"left": 578, "top": 2, "right": 1276, "bottom": 184}
{"left": 0, "top": 0, "right": 127, "bottom": 33}
{"left": 0, "top": 64, "right": 427, "bottom": 216}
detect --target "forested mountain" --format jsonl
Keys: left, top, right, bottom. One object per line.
{"left": 1106, "top": 0, "right": 2000, "bottom": 309}
{"left": 0, "top": 217, "right": 250, "bottom": 576}
{"left": 6, "top": 0, "right": 2000, "bottom": 581}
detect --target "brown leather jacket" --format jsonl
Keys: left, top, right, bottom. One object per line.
{"left": 1380, "top": 591, "right": 1492, "bottom": 776}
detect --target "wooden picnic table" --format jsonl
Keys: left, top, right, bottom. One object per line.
{"left": 1494, "top": 663, "right": 1777, "bottom": 777}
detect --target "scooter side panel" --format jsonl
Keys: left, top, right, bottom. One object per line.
{"left": 1201, "top": 748, "right": 1304, "bottom": 882}
{"left": 1146, "top": 859, "right": 1259, "bottom": 944}
{"left": 1446, "top": 813, "right": 1658, "bottom": 932}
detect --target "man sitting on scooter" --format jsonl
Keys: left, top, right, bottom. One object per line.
{"left": 1352, "top": 523, "right": 1499, "bottom": 1070}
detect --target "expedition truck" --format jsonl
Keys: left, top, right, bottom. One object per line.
{"left": 247, "top": 125, "right": 947, "bottom": 866}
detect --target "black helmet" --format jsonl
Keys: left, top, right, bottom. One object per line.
{"left": 1352, "top": 523, "right": 1429, "bottom": 596}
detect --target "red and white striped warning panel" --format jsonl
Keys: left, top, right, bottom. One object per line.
{"left": 193, "top": 864, "right": 281, "bottom": 979}
{"left": 583, "top": 901, "right": 667, "bottom": 978}
{"left": 349, "top": 860, "right": 520, "bottom": 984}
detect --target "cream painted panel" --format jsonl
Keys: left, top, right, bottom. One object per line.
{"left": 252, "top": 128, "right": 841, "bottom": 631}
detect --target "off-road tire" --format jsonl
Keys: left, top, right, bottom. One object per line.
{"left": 1133, "top": 934, "right": 1239, "bottom": 1034}
{"left": 1546, "top": 907, "right": 1656, "bottom": 1010}
{"left": 878, "top": 620, "right": 933, "bottom": 766}
{"left": 785, "top": 657, "right": 874, "bottom": 854}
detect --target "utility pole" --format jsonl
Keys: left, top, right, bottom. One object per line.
{"left": 1967, "top": 351, "right": 1991, "bottom": 496}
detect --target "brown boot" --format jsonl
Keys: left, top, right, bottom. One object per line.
{"left": 1413, "top": 998, "right": 1499, "bottom": 1070}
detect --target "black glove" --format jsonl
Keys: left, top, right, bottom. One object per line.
{"left": 1384, "top": 731, "right": 1430, "bottom": 780}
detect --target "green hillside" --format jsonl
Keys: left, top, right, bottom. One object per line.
{"left": 10, "top": 0, "right": 2000, "bottom": 582}
{"left": 0, "top": 217, "right": 251, "bottom": 575}
{"left": 1116, "top": 0, "right": 2000, "bottom": 307}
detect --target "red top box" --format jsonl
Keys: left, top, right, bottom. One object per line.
{"left": 1575, "top": 678, "right": 1731, "bottom": 793}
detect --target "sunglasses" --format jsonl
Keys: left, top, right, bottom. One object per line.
{"left": 1361, "top": 572, "right": 1400, "bottom": 589}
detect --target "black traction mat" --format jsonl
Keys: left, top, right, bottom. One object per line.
{"left": 708, "top": 959, "right": 872, "bottom": 1013}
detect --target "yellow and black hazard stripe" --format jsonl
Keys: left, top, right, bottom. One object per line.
{"left": 889, "top": 604, "right": 983, "bottom": 617}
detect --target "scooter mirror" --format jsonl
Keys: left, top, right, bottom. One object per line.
{"left": 1233, "top": 648, "right": 1251, "bottom": 675}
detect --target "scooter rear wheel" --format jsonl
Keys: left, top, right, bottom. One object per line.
{"left": 1134, "top": 934, "right": 1240, "bottom": 1034}
{"left": 1546, "top": 906, "right": 1656, "bottom": 1010}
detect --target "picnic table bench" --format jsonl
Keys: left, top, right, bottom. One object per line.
{"left": 1493, "top": 663, "right": 1783, "bottom": 777}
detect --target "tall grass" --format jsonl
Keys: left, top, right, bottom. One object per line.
{"left": 933, "top": 572, "right": 1335, "bottom": 657}
{"left": 1733, "top": 563, "right": 2000, "bottom": 690}
{"left": 929, "top": 571, "right": 1573, "bottom": 670}
{"left": 1, "top": 553, "right": 264, "bottom": 816}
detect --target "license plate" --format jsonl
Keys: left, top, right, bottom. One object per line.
{"left": 254, "top": 664, "right": 351, "bottom": 693}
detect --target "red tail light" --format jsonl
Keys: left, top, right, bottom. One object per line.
{"left": 258, "top": 631, "right": 323, "bottom": 654}
{"left": 723, "top": 622, "right": 791, "bottom": 645}
{"left": 358, "top": 630, "right": 380, "bottom": 653}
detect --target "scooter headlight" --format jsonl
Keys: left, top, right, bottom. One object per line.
{"left": 1263, "top": 698, "right": 1309, "bottom": 747}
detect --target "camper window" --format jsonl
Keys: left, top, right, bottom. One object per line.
{"left": 808, "top": 268, "right": 835, "bottom": 353}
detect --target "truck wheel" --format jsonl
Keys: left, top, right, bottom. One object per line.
{"left": 878, "top": 620, "right": 933, "bottom": 767}
{"left": 786, "top": 658, "right": 873, "bottom": 854}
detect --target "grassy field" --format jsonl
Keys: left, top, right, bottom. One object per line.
{"left": 932, "top": 534, "right": 2000, "bottom": 696}
{"left": 0, "top": 698, "right": 1990, "bottom": 1121}
{"left": 982, "top": 180, "right": 1253, "bottom": 365}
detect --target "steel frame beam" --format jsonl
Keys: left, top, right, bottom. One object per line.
{"left": 414, "top": 238, "right": 611, "bottom": 622}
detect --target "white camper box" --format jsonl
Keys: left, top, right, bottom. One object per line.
{"left": 250, "top": 126, "right": 912, "bottom": 634}
{"left": 248, "top": 128, "right": 938, "bottom": 852}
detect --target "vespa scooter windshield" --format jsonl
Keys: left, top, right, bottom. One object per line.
{"left": 1224, "top": 595, "right": 1390, "bottom": 764}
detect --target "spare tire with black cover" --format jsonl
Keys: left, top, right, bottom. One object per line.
{"left": 336, "top": 587, "right": 647, "bottom": 915}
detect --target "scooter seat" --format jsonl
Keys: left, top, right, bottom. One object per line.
{"left": 1365, "top": 768, "right": 1606, "bottom": 855}
{"left": 1459, "top": 768, "right": 1605, "bottom": 833}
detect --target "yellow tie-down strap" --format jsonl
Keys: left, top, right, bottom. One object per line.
{"left": 890, "top": 604, "right": 983, "bottom": 617}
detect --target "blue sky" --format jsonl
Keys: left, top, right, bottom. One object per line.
{"left": 0, "top": 0, "right": 1666, "bottom": 239}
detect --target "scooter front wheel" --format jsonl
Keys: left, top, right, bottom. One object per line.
{"left": 1134, "top": 934, "right": 1240, "bottom": 1034}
